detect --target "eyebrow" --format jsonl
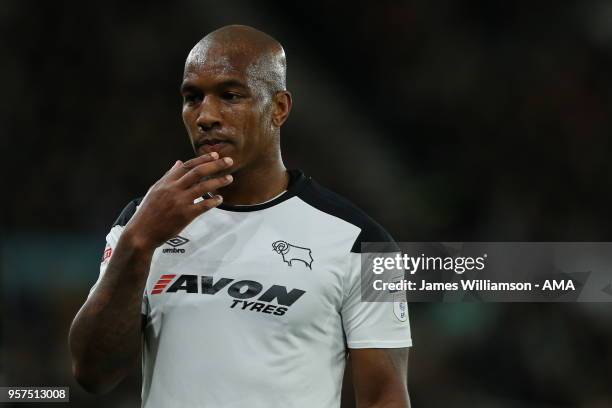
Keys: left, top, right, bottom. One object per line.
{"left": 180, "top": 79, "right": 249, "bottom": 93}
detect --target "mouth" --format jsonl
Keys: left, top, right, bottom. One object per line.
{"left": 195, "top": 138, "right": 233, "bottom": 154}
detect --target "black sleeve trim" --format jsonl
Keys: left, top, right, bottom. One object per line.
{"left": 112, "top": 197, "right": 143, "bottom": 228}
{"left": 297, "top": 180, "right": 398, "bottom": 253}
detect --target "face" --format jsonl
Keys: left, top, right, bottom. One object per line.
{"left": 180, "top": 46, "right": 275, "bottom": 174}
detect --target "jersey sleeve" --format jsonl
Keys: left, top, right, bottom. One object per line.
{"left": 341, "top": 225, "right": 412, "bottom": 349}
{"left": 88, "top": 198, "right": 148, "bottom": 316}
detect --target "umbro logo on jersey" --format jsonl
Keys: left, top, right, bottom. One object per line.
{"left": 167, "top": 236, "right": 189, "bottom": 247}
{"left": 162, "top": 236, "right": 189, "bottom": 254}
{"left": 272, "top": 240, "right": 313, "bottom": 269}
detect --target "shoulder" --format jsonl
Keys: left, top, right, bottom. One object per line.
{"left": 297, "top": 178, "right": 396, "bottom": 253}
{"left": 112, "top": 197, "right": 144, "bottom": 227}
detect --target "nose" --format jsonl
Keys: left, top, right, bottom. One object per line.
{"left": 196, "top": 95, "right": 222, "bottom": 131}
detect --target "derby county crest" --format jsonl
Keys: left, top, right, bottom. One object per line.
{"left": 272, "top": 240, "right": 314, "bottom": 269}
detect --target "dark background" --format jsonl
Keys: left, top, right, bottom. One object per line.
{"left": 2, "top": 0, "right": 612, "bottom": 407}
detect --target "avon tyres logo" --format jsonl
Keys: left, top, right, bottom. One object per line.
{"left": 163, "top": 236, "right": 189, "bottom": 254}
{"left": 151, "top": 274, "right": 176, "bottom": 294}
{"left": 272, "top": 241, "right": 313, "bottom": 269}
{"left": 151, "top": 274, "right": 306, "bottom": 317}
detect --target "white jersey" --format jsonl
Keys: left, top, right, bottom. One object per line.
{"left": 92, "top": 170, "right": 412, "bottom": 408}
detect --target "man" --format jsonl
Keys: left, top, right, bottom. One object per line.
{"left": 69, "top": 25, "right": 412, "bottom": 407}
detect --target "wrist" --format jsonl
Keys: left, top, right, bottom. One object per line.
{"left": 120, "top": 227, "right": 157, "bottom": 254}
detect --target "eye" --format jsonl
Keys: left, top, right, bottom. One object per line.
{"left": 183, "top": 93, "right": 202, "bottom": 105}
{"left": 221, "top": 92, "right": 242, "bottom": 102}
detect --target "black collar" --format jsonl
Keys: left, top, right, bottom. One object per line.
{"left": 217, "top": 169, "right": 308, "bottom": 212}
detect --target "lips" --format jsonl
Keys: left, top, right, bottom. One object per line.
{"left": 196, "top": 138, "right": 233, "bottom": 154}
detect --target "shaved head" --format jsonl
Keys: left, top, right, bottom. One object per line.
{"left": 185, "top": 25, "right": 287, "bottom": 98}
{"left": 181, "top": 25, "right": 293, "bottom": 184}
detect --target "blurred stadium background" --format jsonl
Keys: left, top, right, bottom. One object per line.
{"left": 2, "top": 0, "right": 612, "bottom": 406}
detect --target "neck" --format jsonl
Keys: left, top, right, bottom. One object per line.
{"left": 217, "top": 156, "right": 289, "bottom": 206}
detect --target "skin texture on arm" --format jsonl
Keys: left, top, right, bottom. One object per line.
{"left": 347, "top": 348, "right": 411, "bottom": 408}
{"left": 68, "top": 154, "right": 233, "bottom": 393}
{"left": 341, "top": 354, "right": 357, "bottom": 408}
{"left": 68, "top": 233, "right": 154, "bottom": 393}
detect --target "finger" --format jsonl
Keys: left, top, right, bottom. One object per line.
{"left": 190, "top": 194, "right": 224, "bottom": 216}
{"left": 167, "top": 152, "right": 219, "bottom": 180}
{"left": 187, "top": 174, "right": 233, "bottom": 200}
{"left": 161, "top": 160, "right": 183, "bottom": 178}
{"left": 176, "top": 156, "right": 234, "bottom": 188}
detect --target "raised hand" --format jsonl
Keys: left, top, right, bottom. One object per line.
{"left": 124, "top": 152, "right": 233, "bottom": 250}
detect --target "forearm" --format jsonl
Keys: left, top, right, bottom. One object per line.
{"left": 356, "top": 386, "right": 410, "bottom": 408}
{"left": 358, "top": 395, "right": 410, "bottom": 408}
{"left": 352, "top": 348, "right": 410, "bottom": 408}
{"left": 69, "top": 230, "right": 153, "bottom": 393}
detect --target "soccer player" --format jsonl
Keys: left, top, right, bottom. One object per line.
{"left": 69, "top": 25, "right": 412, "bottom": 407}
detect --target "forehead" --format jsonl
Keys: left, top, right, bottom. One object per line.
{"left": 183, "top": 43, "right": 256, "bottom": 82}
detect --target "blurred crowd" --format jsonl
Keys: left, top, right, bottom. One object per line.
{"left": 2, "top": 0, "right": 612, "bottom": 406}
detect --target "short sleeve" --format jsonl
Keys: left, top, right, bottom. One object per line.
{"left": 88, "top": 198, "right": 148, "bottom": 316}
{"left": 341, "top": 251, "right": 412, "bottom": 349}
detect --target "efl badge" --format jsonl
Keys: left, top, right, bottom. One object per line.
{"left": 393, "top": 290, "right": 408, "bottom": 322}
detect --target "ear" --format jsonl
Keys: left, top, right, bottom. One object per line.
{"left": 271, "top": 91, "right": 292, "bottom": 127}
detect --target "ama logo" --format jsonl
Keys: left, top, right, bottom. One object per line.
{"left": 272, "top": 241, "right": 313, "bottom": 269}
